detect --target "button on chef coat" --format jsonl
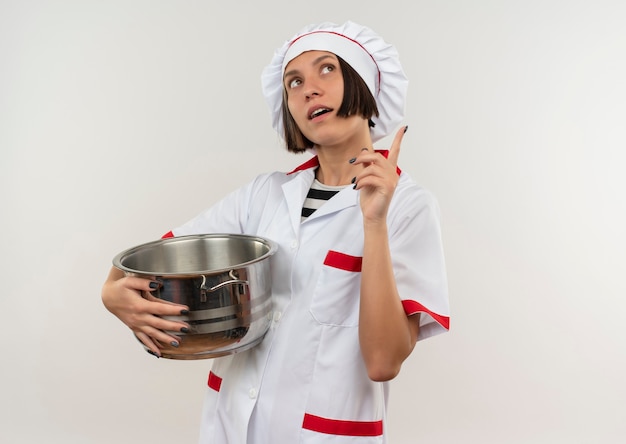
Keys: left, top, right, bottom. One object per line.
{"left": 172, "top": 155, "right": 450, "bottom": 443}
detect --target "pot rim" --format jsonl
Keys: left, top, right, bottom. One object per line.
{"left": 112, "top": 233, "right": 278, "bottom": 277}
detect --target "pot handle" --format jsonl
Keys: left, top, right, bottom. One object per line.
{"left": 200, "top": 272, "right": 249, "bottom": 292}
{"left": 203, "top": 279, "right": 249, "bottom": 292}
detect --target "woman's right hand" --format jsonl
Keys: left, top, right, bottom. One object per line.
{"left": 101, "top": 267, "right": 189, "bottom": 357}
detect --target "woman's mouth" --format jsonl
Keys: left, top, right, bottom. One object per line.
{"left": 309, "top": 107, "right": 332, "bottom": 120}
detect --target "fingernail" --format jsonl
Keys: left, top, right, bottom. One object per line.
{"left": 180, "top": 309, "right": 189, "bottom": 315}
{"left": 146, "top": 349, "right": 160, "bottom": 358}
{"left": 348, "top": 157, "right": 356, "bottom": 164}
{"left": 353, "top": 184, "right": 357, "bottom": 190}
{"left": 170, "top": 341, "right": 179, "bottom": 348}
{"left": 149, "top": 281, "right": 160, "bottom": 289}
{"left": 180, "top": 326, "right": 190, "bottom": 333}
{"left": 404, "top": 125, "right": 409, "bottom": 134}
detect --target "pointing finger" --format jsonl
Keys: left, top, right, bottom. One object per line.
{"left": 388, "top": 125, "right": 408, "bottom": 168}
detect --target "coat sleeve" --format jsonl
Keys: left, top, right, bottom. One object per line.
{"left": 388, "top": 175, "right": 450, "bottom": 341}
{"left": 169, "top": 173, "right": 275, "bottom": 237}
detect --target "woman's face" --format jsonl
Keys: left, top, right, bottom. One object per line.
{"left": 283, "top": 50, "right": 367, "bottom": 147}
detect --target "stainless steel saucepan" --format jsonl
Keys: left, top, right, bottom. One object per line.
{"left": 112, "top": 234, "right": 277, "bottom": 360}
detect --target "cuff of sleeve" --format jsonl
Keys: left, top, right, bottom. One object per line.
{"left": 402, "top": 299, "right": 450, "bottom": 331}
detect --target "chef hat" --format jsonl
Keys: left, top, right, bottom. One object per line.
{"left": 261, "top": 21, "right": 408, "bottom": 143}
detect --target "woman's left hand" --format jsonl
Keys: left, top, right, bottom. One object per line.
{"left": 352, "top": 126, "right": 407, "bottom": 223}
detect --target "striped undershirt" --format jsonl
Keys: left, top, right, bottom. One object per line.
{"left": 301, "top": 179, "right": 347, "bottom": 221}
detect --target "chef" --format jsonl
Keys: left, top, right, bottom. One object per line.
{"left": 102, "top": 20, "right": 450, "bottom": 443}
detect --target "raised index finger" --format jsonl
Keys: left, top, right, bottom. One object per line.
{"left": 388, "top": 125, "right": 408, "bottom": 168}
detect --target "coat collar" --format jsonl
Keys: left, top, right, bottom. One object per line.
{"left": 282, "top": 155, "right": 365, "bottom": 233}
{"left": 282, "top": 151, "right": 401, "bottom": 233}
{"left": 286, "top": 150, "right": 400, "bottom": 176}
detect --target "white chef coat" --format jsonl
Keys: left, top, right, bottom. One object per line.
{"left": 170, "top": 153, "right": 450, "bottom": 443}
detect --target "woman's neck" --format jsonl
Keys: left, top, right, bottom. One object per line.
{"left": 315, "top": 144, "right": 372, "bottom": 185}
{"left": 311, "top": 120, "right": 373, "bottom": 186}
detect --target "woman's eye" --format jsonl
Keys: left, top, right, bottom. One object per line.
{"left": 288, "top": 78, "right": 301, "bottom": 89}
{"left": 321, "top": 65, "right": 334, "bottom": 74}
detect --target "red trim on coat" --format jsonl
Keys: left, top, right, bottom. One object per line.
{"left": 162, "top": 231, "right": 174, "bottom": 239}
{"left": 208, "top": 371, "right": 222, "bottom": 392}
{"left": 287, "top": 156, "right": 319, "bottom": 175}
{"left": 402, "top": 299, "right": 450, "bottom": 330}
{"left": 287, "top": 151, "right": 401, "bottom": 175}
{"left": 302, "top": 413, "right": 383, "bottom": 437}
{"left": 323, "top": 250, "right": 363, "bottom": 272}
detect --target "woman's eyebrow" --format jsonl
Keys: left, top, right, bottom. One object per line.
{"left": 283, "top": 54, "right": 335, "bottom": 80}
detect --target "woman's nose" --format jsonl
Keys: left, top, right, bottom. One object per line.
{"left": 304, "top": 84, "right": 321, "bottom": 100}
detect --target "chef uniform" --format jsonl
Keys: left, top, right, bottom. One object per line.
{"left": 168, "top": 21, "right": 450, "bottom": 443}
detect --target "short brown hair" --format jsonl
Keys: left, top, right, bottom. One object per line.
{"left": 281, "top": 56, "right": 379, "bottom": 153}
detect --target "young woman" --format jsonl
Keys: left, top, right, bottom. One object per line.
{"left": 102, "top": 21, "right": 450, "bottom": 443}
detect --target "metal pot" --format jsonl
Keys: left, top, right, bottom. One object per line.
{"left": 112, "top": 234, "right": 277, "bottom": 360}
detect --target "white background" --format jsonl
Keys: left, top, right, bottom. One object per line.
{"left": 1, "top": 1, "right": 625, "bottom": 443}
